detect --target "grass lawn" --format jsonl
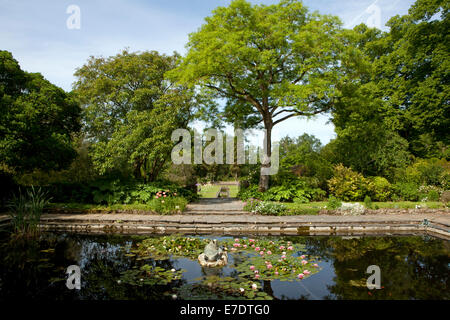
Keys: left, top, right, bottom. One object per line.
{"left": 198, "top": 184, "right": 239, "bottom": 198}
{"left": 46, "top": 197, "right": 188, "bottom": 214}
{"left": 245, "top": 201, "right": 447, "bottom": 215}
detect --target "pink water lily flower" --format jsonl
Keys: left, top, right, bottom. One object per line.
{"left": 304, "top": 270, "right": 311, "bottom": 275}
{"left": 298, "top": 273, "right": 304, "bottom": 279}
{"left": 287, "top": 246, "right": 293, "bottom": 250}
{"left": 279, "top": 246, "right": 285, "bottom": 250}
{"left": 274, "top": 271, "right": 279, "bottom": 275}
{"left": 235, "top": 238, "right": 239, "bottom": 242}
{"left": 267, "top": 264, "right": 273, "bottom": 269}
{"left": 267, "top": 250, "right": 272, "bottom": 255}
{"left": 301, "top": 260, "right": 308, "bottom": 265}
{"left": 255, "top": 274, "right": 260, "bottom": 279}
{"left": 281, "top": 255, "right": 286, "bottom": 259}
{"left": 250, "top": 266, "right": 255, "bottom": 270}
{"left": 255, "top": 247, "right": 260, "bottom": 251}
{"left": 300, "top": 255, "right": 306, "bottom": 259}
{"left": 259, "top": 251, "right": 264, "bottom": 255}
{"left": 243, "top": 244, "right": 247, "bottom": 248}
{"left": 313, "top": 263, "right": 319, "bottom": 267}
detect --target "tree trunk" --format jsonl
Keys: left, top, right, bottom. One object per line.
{"left": 258, "top": 121, "right": 272, "bottom": 192}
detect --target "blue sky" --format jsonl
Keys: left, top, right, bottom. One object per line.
{"left": 0, "top": 0, "right": 415, "bottom": 145}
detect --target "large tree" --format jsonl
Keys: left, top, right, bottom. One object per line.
{"left": 0, "top": 50, "right": 81, "bottom": 173}
{"left": 74, "top": 50, "right": 205, "bottom": 182}
{"left": 170, "top": 0, "right": 356, "bottom": 191}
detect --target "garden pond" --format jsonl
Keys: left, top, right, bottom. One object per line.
{"left": 0, "top": 231, "right": 448, "bottom": 300}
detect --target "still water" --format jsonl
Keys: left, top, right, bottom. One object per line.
{"left": 0, "top": 231, "right": 448, "bottom": 300}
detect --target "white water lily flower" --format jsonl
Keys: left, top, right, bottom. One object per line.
{"left": 240, "top": 288, "right": 245, "bottom": 293}
{"left": 171, "top": 269, "right": 176, "bottom": 272}
{"left": 252, "top": 283, "right": 257, "bottom": 290}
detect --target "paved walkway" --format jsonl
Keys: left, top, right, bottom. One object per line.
{"left": 184, "top": 198, "right": 245, "bottom": 215}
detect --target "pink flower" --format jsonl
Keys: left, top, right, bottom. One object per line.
{"left": 243, "top": 244, "right": 247, "bottom": 248}
{"left": 267, "top": 250, "right": 272, "bottom": 255}
{"left": 298, "top": 273, "right": 304, "bottom": 279}
{"left": 250, "top": 266, "right": 255, "bottom": 271}
{"left": 251, "top": 245, "right": 255, "bottom": 248}
{"left": 255, "top": 274, "right": 260, "bottom": 279}
{"left": 304, "top": 270, "right": 311, "bottom": 275}
{"left": 287, "top": 246, "right": 293, "bottom": 250}
{"left": 281, "top": 255, "right": 286, "bottom": 259}
{"left": 235, "top": 238, "right": 239, "bottom": 242}
{"left": 163, "top": 194, "right": 167, "bottom": 197}
{"left": 287, "top": 241, "right": 291, "bottom": 245}
{"left": 178, "top": 246, "right": 182, "bottom": 249}
{"left": 255, "top": 247, "right": 260, "bottom": 251}
{"left": 173, "top": 193, "right": 177, "bottom": 196}
{"left": 279, "top": 246, "right": 285, "bottom": 250}
{"left": 249, "top": 239, "right": 255, "bottom": 243}
{"left": 254, "top": 270, "right": 259, "bottom": 274}
{"left": 301, "top": 260, "right": 308, "bottom": 265}
{"left": 300, "top": 255, "right": 305, "bottom": 259}
{"left": 259, "top": 251, "right": 264, "bottom": 255}
{"left": 233, "top": 243, "right": 240, "bottom": 247}
{"left": 267, "top": 264, "right": 273, "bottom": 269}
{"left": 274, "top": 271, "right": 279, "bottom": 275}
{"left": 313, "top": 263, "right": 319, "bottom": 267}
{"left": 231, "top": 248, "right": 237, "bottom": 251}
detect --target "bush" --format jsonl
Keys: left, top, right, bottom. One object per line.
{"left": 364, "top": 196, "right": 373, "bottom": 209}
{"left": 402, "top": 158, "right": 449, "bottom": 187}
{"left": 238, "top": 180, "right": 325, "bottom": 203}
{"left": 327, "top": 164, "right": 368, "bottom": 201}
{"left": 42, "top": 179, "right": 198, "bottom": 205}
{"left": 418, "top": 185, "right": 442, "bottom": 202}
{"left": 393, "top": 182, "right": 420, "bottom": 201}
{"left": 246, "top": 201, "right": 287, "bottom": 215}
{"left": 326, "top": 196, "right": 342, "bottom": 210}
{"left": 367, "top": 177, "right": 393, "bottom": 201}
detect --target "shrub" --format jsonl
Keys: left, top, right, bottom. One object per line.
{"left": 364, "top": 196, "right": 373, "bottom": 209}
{"left": 418, "top": 185, "right": 442, "bottom": 202}
{"left": 42, "top": 179, "right": 198, "bottom": 205}
{"left": 327, "top": 164, "right": 368, "bottom": 201}
{"left": 367, "top": 177, "right": 393, "bottom": 201}
{"left": 402, "top": 158, "right": 449, "bottom": 187}
{"left": 238, "top": 180, "right": 325, "bottom": 203}
{"left": 248, "top": 201, "right": 287, "bottom": 215}
{"left": 326, "top": 196, "right": 342, "bottom": 210}
{"left": 393, "top": 182, "right": 420, "bottom": 201}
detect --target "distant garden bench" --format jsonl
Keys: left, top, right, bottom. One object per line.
{"left": 216, "top": 187, "right": 230, "bottom": 198}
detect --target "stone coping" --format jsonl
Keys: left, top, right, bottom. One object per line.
{"left": 1, "top": 212, "right": 449, "bottom": 240}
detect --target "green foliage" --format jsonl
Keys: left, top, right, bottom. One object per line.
{"left": 363, "top": 196, "right": 373, "bottom": 209}
{"left": 367, "top": 177, "right": 393, "bottom": 201}
{"left": 120, "top": 264, "right": 184, "bottom": 286}
{"left": 0, "top": 50, "right": 81, "bottom": 173}
{"left": 326, "top": 196, "right": 342, "bottom": 210}
{"left": 402, "top": 158, "right": 449, "bottom": 187}
{"left": 170, "top": 0, "right": 351, "bottom": 190}
{"left": 7, "top": 186, "right": 51, "bottom": 236}
{"left": 238, "top": 180, "right": 325, "bottom": 203}
{"left": 74, "top": 49, "right": 207, "bottom": 182}
{"left": 245, "top": 200, "right": 287, "bottom": 215}
{"left": 43, "top": 179, "right": 198, "bottom": 205}
{"left": 393, "top": 182, "right": 420, "bottom": 201}
{"left": 328, "top": 164, "right": 368, "bottom": 201}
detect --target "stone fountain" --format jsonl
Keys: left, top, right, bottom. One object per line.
{"left": 198, "top": 239, "right": 228, "bottom": 267}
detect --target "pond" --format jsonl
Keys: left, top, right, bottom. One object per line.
{"left": 0, "top": 231, "right": 448, "bottom": 300}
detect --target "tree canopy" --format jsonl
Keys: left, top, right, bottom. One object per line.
{"left": 0, "top": 50, "right": 81, "bottom": 173}
{"left": 170, "top": 0, "right": 360, "bottom": 191}
{"left": 74, "top": 50, "right": 207, "bottom": 181}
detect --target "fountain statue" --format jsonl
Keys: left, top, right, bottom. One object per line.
{"left": 198, "top": 239, "right": 228, "bottom": 267}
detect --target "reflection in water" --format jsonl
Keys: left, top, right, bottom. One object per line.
{"left": 0, "top": 231, "right": 448, "bottom": 300}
